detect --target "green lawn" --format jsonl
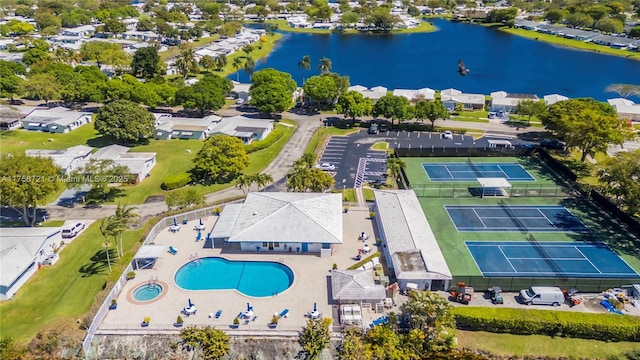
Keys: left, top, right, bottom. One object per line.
{"left": 0, "top": 125, "right": 106, "bottom": 154}
{"left": 159, "top": 35, "right": 221, "bottom": 61}
{"left": 370, "top": 142, "right": 389, "bottom": 151}
{"left": 457, "top": 330, "right": 640, "bottom": 358}
{"left": 501, "top": 27, "right": 640, "bottom": 61}
{"left": 0, "top": 221, "right": 149, "bottom": 346}
{"left": 263, "top": 19, "right": 435, "bottom": 35}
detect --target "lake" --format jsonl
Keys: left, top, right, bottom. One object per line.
{"left": 233, "top": 19, "right": 640, "bottom": 100}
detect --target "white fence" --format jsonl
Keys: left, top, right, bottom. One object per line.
{"left": 81, "top": 204, "right": 235, "bottom": 359}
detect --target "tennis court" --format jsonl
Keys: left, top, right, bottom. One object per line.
{"left": 466, "top": 241, "right": 640, "bottom": 278}
{"left": 423, "top": 162, "right": 535, "bottom": 181}
{"left": 446, "top": 205, "right": 589, "bottom": 232}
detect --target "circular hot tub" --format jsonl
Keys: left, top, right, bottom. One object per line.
{"left": 132, "top": 283, "right": 164, "bottom": 302}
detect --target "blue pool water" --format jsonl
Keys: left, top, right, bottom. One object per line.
{"left": 132, "top": 284, "right": 163, "bottom": 302}
{"left": 174, "top": 257, "right": 294, "bottom": 297}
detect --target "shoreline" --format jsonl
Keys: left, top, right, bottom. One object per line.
{"left": 499, "top": 26, "right": 640, "bottom": 61}
{"left": 261, "top": 19, "right": 436, "bottom": 35}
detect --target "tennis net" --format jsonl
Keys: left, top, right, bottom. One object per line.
{"left": 498, "top": 199, "right": 527, "bottom": 234}
{"left": 528, "top": 234, "right": 567, "bottom": 279}
{"left": 467, "top": 158, "right": 483, "bottom": 177}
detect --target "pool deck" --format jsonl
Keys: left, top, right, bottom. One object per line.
{"left": 99, "top": 207, "right": 392, "bottom": 334}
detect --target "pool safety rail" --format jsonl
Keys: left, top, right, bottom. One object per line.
{"left": 81, "top": 203, "right": 241, "bottom": 359}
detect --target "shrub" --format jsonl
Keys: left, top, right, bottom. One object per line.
{"left": 111, "top": 299, "right": 117, "bottom": 306}
{"left": 176, "top": 315, "right": 183, "bottom": 324}
{"left": 244, "top": 126, "right": 284, "bottom": 154}
{"left": 143, "top": 316, "right": 151, "bottom": 324}
{"left": 162, "top": 173, "right": 191, "bottom": 190}
{"left": 126, "top": 271, "right": 136, "bottom": 280}
{"left": 453, "top": 307, "right": 640, "bottom": 342}
{"left": 233, "top": 317, "right": 240, "bottom": 325}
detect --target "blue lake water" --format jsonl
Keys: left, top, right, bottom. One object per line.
{"left": 234, "top": 19, "right": 640, "bottom": 100}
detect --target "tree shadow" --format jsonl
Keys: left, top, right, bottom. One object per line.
{"left": 79, "top": 249, "right": 116, "bottom": 277}
{"left": 86, "top": 134, "right": 118, "bottom": 148}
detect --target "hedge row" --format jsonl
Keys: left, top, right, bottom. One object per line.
{"left": 244, "top": 126, "right": 285, "bottom": 154}
{"left": 161, "top": 173, "right": 191, "bottom": 190}
{"left": 453, "top": 307, "right": 640, "bottom": 342}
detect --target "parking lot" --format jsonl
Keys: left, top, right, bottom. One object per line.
{"left": 317, "top": 127, "right": 526, "bottom": 189}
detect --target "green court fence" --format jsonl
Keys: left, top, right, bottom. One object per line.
{"left": 395, "top": 146, "right": 535, "bottom": 158}
{"left": 452, "top": 276, "right": 640, "bottom": 293}
{"left": 412, "top": 183, "right": 574, "bottom": 198}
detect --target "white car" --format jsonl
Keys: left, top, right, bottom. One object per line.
{"left": 315, "top": 163, "right": 335, "bottom": 171}
{"left": 443, "top": 130, "right": 453, "bottom": 140}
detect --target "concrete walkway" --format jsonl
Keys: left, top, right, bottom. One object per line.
{"left": 39, "top": 109, "right": 531, "bottom": 221}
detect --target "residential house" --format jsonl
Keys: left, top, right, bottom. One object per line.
{"left": 154, "top": 114, "right": 222, "bottom": 140}
{"left": 608, "top": 98, "right": 640, "bottom": 121}
{"left": 555, "top": 27, "right": 598, "bottom": 41}
{"left": 543, "top": 94, "right": 568, "bottom": 106}
{"left": 85, "top": 145, "right": 156, "bottom": 183}
{"left": 490, "top": 91, "right": 539, "bottom": 112}
{"left": 60, "top": 25, "right": 96, "bottom": 37}
{"left": 232, "top": 81, "right": 251, "bottom": 102}
{"left": 373, "top": 190, "right": 452, "bottom": 291}
{"left": 348, "top": 85, "right": 388, "bottom": 102}
{"left": 440, "top": 88, "right": 485, "bottom": 110}
{"left": 209, "top": 116, "right": 274, "bottom": 144}
{"left": 21, "top": 107, "right": 92, "bottom": 133}
{"left": 331, "top": 269, "right": 387, "bottom": 305}
{"left": 25, "top": 145, "right": 93, "bottom": 174}
{"left": 0, "top": 106, "right": 25, "bottom": 130}
{"left": 210, "top": 192, "right": 343, "bottom": 255}
{"left": 1, "top": 227, "right": 63, "bottom": 300}
{"left": 392, "top": 88, "right": 436, "bottom": 102}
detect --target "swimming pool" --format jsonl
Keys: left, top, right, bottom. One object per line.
{"left": 132, "top": 283, "right": 163, "bottom": 302}
{"left": 174, "top": 257, "right": 294, "bottom": 297}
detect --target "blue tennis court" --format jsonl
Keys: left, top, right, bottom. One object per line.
{"left": 423, "top": 162, "right": 535, "bottom": 181}
{"left": 446, "top": 205, "right": 589, "bottom": 232}
{"left": 466, "top": 241, "right": 640, "bottom": 278}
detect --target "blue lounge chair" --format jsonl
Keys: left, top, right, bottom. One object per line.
{"left": 278, "top": 309, "right": 289, "bottom": 318}
{"left": 215, "top": 310, "right": 222, "bottom": 319}
{"left": 196, "top": 232, "right": 202, "bottom": 241}
{"left": 168, "top": 246, "right": 178, "bottom": 255}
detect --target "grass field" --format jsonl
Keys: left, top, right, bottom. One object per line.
{"left": 401, "top": 156, "right": 640, "bottom": 277}
{"left": 0, "top": 221, "right": 149, "bottom": 346}
{"left": 457, "top": 330, "right": 640, "bottom": 358}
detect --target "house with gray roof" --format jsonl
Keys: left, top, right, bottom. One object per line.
{"left": 608, "top": 98, "right": 640, "bottom": 121}
{"left": 440, "top": 88, "right": 485, "bottom": 110}
{"left": 331, "top": 269, "right": 387, "bottom": 304}
{"left": 21, "top": 107, "right": 92, "bottom": 133}
{"left": 211, "top": 192, "right": 343, "bottom": 255}
{"left": 26, "top": 145, "right": 93, "bottom": 174}
{"left": 348, "top": 85, "right": 388, "bottom": 102}
{"left": 154, "top": 114, "right": 222, "bottom": 140}
{"left": 392, "top": 88, "right": 436, "bottom": 101}
{"left": 373, "top": 190, "right": 452, "bottom": 291}
{"left": 544, "top": 94, "right": 569, "bottom": 106}
{"left": 83, "top": 145, "right": 156, "bottom": 183}
{"left": 209, "top": 116, "right": 273, "bottom": 144}
{"left": 1, "top": 227, "right": 63, "bottom": 300}
{"left": 490, "top": 91, "right": 539, "bottom": 112}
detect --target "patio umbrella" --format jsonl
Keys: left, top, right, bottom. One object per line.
{"left": 313, "top": 302, "right": 317, "bottom": 312}
{"left": 173, "top": 218, "right": 178, "bottom": 226}
{"left": 247, "top": 302, "right": 251, "bottom": 311}
{"left": 188, "top": 298, "right": 193, "bottom": 307}
{"left": 199, "top": 218, "right": 203, "bottom": 226}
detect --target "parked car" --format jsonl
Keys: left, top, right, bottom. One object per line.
{"left": 315, "top": 163, "right": 335, "bottom": 171}
{"left": 61, "top": 222, "right": 86, "bottom": 239}
{"left": 379, "top": 123, "right": 388, "bottom": 132}
{"left": 442, "top": 130, "right": 453, "bottom": 139}
{"left": 368, "top": 123, "right": 379, "bottom": 134}
{"left": 488, "top": 112, "right": 496, "bottom": 119}
{"left": 539, "top": 138, "right": 566, "bottom": 150}
{"left": 519, "top": 286, "right": 564, "bottom": 306}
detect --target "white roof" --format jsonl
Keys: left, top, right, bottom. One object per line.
{"left": 392, "top": 88, "right": 436, "bottom": 101}
{"left": 490, "top": 91, "right": 508, "bottom": 98}
{"left": 477, "top": 177, "right": 512, "bottom": 188}
{"left": 440, "top": 88, "right": 461, "bottom": 96}
{"left": 331, "top": 269, "right": 387, "bottom": 301}
{"left": 213, "top": 192, "right": 343, "bottom": 244}
{"left": 544, "top": 94, "right": 568, "bottom": 105}
{"left": 608, "top": 98, "right": 640, "bottom": 115}
{"left": 491, "top": 97, "right": 521, "bottom": 107}
{"left": 232, "top": 81, "right": 251, "bottom": 94}
{"left": 608, "top": 98, "right": 634, "bottom": 107}
{"left": 25, "top": 145, "right": 93, "bottom": 171}
{"left": 210, "top": 116, "right": 273, "bottom": 138}
{"left": 89, "top": 145, "right": 155, "bottom": 175}
{"left": 348, "top": 85, "right": 368, "bottom": 92}
{"left": 155, "top": 115, "right": 221, "bottom": 133}
{"left": 374, "top": 190, "right": 452, "bottom": 280}
{"left": 23, "top": 107, "right": 91, "bottom": 127}
{"left": 441, "top": 93, "right": 485, "bottom": 105}
{"left": 0, "top": 227, "right": 61, "bottom": 288}
{"left": 134, "top": 244, "right": 165, "bottom": 259}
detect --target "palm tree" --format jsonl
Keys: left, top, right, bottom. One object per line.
{"left": 99, "top": 217, "right": 116, "bottom": 272}
{"left": 386, "top": 157, "right": 407, "bottom": 184}
{"left": 232, "top": 57, "right": 243, "bottom": 82}
{"left": 112, "top": 204, "right": 140, "bottom": 258}
{"left": 174, "top": 47, "right": 198, "bottom": 79}
{"left": 318, "top": 57, "right": 332, "bottom": 75}
{"left": 298, "top": 55, "right": 311, "bottom": 83}
{"left": 215, "top": 54, "right": 228, "bottom": 71}
{"left": 244, "top": 56, "right": 255, "bottom": 80}
{"left": 235, "top": 174, "right": 253, "bottom": 195}
{"left": 254, "top": 173, "right": 274, "bottom": 191}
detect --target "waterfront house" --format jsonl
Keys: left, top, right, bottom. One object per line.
{"left": 393, "top": 88, "right": 436, "bottom": 102}
{"left": 26, "top": 145, "right": 93, "bottom": 174}
{"left": 555, "top": 27, "right": 598, "bottom": 41}
{"left": 210, "top": 192, "right": 343, "bottom": 255}
{"left": 1, "top": 227, "right": 63, "bottom": 300}
{"left": 608, "top": 98, "right": 640, "bottom": 121}
{"left": 154, "top": 114, "right": 222, "bottom": 140}
{"left": 208, "top": 116, "right": 274, "bottom": 145}
{"left": 84, "top": 145, "right": 156, "bottom": 183}
{"left": 348, "top": 85, "right": 388, "bottom": 102}
{"left": 232, "top": 81, "right": 251, "bottom": 102}
{"left": 544, "top": 94, "right": 568, "bottom": 106}
{"left": 21, "top": 107, "right": 92, "bottom": 133}
{"left": 440, "top": 88, "right": 485, "bottom": 110}
{"left": 490, "top": 91, "right": 539, "bottom": 112}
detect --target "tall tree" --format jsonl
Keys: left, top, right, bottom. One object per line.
{"left": 131, "top": 46, "right": 161, "bottom": 79}
{"left": 541, "top": 98, "right": 636, "bottom": 161}
{"left": 400, "top": 290, "right": 456, "bottom": 352}
{"left": 386, "top": 157, "right": 407, "bottom": 183}
{"left": 111, "top": 204, "right": 139, "bottom": 258}
{"left": 298, "top": 55, "right": 311, "bottom": 83}
{"left": 94, "top": 100, "right": 155, "bottom": 144}
{"left": 0, "top": 154, "right": 62, "bottom": 226}
{"left": 67, "top": 159, "right": 130, "bottom": 204}
{"left": 415, "top": 99, "right": 449, "bottom": 130}
{"left": 373, "top": 94, "right": 413, "bottom": 125}
{"left": 22, "top": 74, "right": 61, "bottom": 105}
{"left": 174, "top": 74, "right": 231, "bottom": 116}
{"left": 254, "top": 173, "right": 274, "bottom": 191}
{"left": 514, "top": 99, "right": 546, "bottom": 125}
{"left": 244, "top": 56, "right": 256, "bottom": 80}
{"left": 232, "top": 57, "right": 243, "bottom": 82}
{"left": 303, "top": 75, "right": 339, "bottom": 104}
{"left": 299, "top": 318, "right": 332, "bottom": 360}
{"left": 235, "top": 174, "right": 253, "bottom": 195}
{"left": 597, "top": 149, "right": 640, "bottom": 216}
{"left": 318, "top": 57, "right": 332, "bottom": 75}
{"left": 165, "top": 188, "right": 205, "bottom": 211}
{"left": 192, "top": 135, "right": 250, "bottom": 184}
{"left": 99, "top": 216, "right": 116, "bottom": 272}
{"left": 199, "top": 55, "right": 216, "bottom": 72}
{"left": 605, "top": 84, "right": 640, "bottom": 98}
{"left": 0, "top": 60, "right": 26, "bottom": 100}
{"left": 215, "top": 54, "right": 228, "bottom": 71}
{"left": 336, "top": 90, "right": 374, "bottom": 122}
{"left": 174, "top": 47, "right": 198, "bottom": 79}
{"left": 180, "top": 326, "right": 230, "bottom": 359}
